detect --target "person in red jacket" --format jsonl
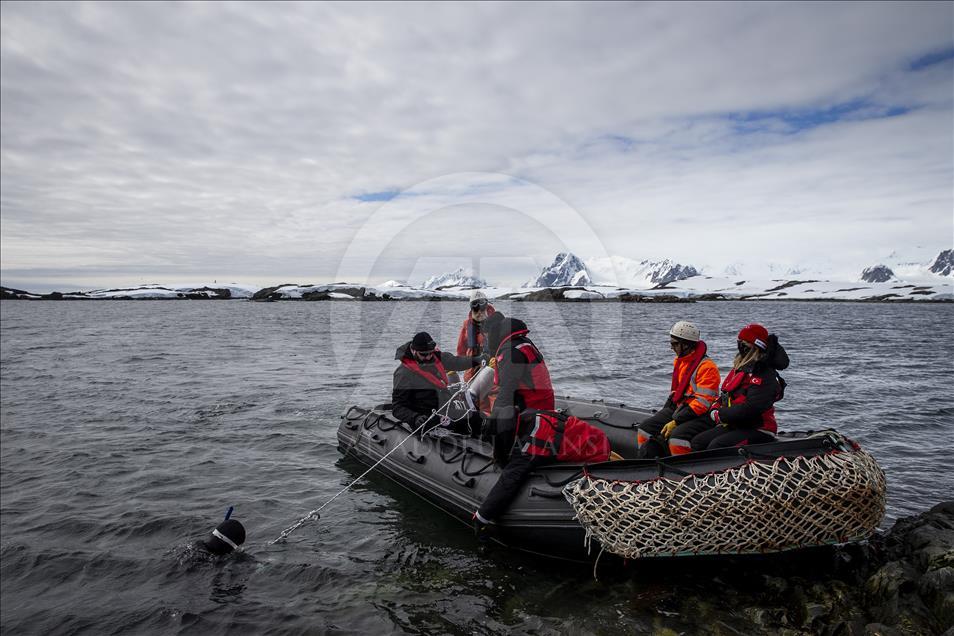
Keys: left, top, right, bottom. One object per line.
{"left": 691, "top": 323, "right": 789, "bottom": 450}
{"left": 456, "top": 290, "right": 496, "bottom": 366}
{"left": 637, "top": 321, "right": 721, "bottom": 457}
{"left": 473, "top": 313, "right": 555, "bottom": 537}
{"left": 456, "top": 291, "right": 498, "bottom": 415}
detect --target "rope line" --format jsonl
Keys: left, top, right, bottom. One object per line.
{"left": 270, "top": 363, "right": 485, "bottom": 544}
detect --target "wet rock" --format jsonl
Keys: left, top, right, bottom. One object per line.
{"left": 919, "top": 567, "right": 954, "bottom": 629}
{"left": 864, "top": 561, "right": 919, "bottom": 624}
{"left": 864, "top": 623, "right": 904, "bottom": 636}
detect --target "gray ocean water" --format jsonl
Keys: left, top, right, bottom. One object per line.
{"left": 1, "top": 299, "right": 952, "bottom": 634}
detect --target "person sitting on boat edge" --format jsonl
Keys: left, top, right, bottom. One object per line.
{"left": 456, "top": 290, "right": 498, "bottom": 414}
{"left": 392, "top": 331, "right": 484, "bottom": 437}
{"left": 690, "top": 323, "right": 789, "bottom": 450}
{"left": 473, "top": 313, "right": 556, "bottom": 538}
{"left": 637, "top": 321, "right": 721, "bottom": 457}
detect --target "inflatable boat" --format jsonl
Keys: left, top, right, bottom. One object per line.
{"left": 337, "top": 396, "right": 886, "bottom": 561}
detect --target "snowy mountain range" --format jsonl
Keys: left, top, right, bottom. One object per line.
{"left": 3, "top": 248, "right": 951, "bottom": 302}
{"left": 422, "top": 268, "right": 487, "bottom": 290}
{"left": 586, "top": 256, "right": 700, "bottom": 288}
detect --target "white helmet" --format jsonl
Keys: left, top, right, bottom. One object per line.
{"left": 669, "top": 321, "right": 700, "bottom": 342}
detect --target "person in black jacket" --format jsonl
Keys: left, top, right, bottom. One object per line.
{"left": 690, "top": 323, "right": 789, "bottom": 450}
{"left": 392, "top": 331, "right": 483, "bottom": 436}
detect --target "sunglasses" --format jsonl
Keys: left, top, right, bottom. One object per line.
{"left": 412, "top": 349, "right": 436, "bottom": 361}
{"left": 470, "top": 301, "right": 488, "bottom": 311}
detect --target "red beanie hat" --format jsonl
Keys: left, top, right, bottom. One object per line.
{"left": 738, "top": 323, "right": 769, "bottom": 350}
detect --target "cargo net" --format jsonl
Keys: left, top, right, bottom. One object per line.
{"left": 563, "top": 444, "right": 886, "bottom": 559}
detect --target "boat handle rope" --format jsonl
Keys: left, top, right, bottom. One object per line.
{"left": 436, "top": 437, "right": 466, "bottom": 463}
{"left": 542, "top": 469, "right": 584, "bottom": 487}
{"left": 458, "top": 448, "right": 496, "bottom": 476}
{"left": 270, "top": 362, "right": 486, "bottom": 544}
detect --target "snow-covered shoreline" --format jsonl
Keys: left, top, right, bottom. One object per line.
{"left": 3, "top": 276, "right": 951, "bottom": 302}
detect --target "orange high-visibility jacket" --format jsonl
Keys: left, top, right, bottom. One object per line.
{"left": 671, "top": 342, "right": 721, "bottom": 417}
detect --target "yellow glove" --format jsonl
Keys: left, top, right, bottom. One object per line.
{"left": 487, "top": 356, "right": 496, "bottom": 369}
{"left": 661, "top": 420, "right": 677, "bottom": 438}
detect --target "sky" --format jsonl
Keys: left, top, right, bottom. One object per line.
{"left": 1, "top": 1, "right": 952, "bottom": 290}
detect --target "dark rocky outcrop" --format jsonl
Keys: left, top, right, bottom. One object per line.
{"left": 752, "top": 502, "right": 953, "bottom": 635}
{"left": 1, "top": 286, "right": 33, "bottom": 299}
{"left": 251, "top": 285, "right": 300, "bottom": 301}
{"left": 862, "top": 265, "right": 896, "bottom": 283}
{"left": 647, "top": 261, "right": 700, "bottom": 285}
{"left": 929, "top": 249, "right": 954, "bottom": 277}
{"left": 617, "top": 293, "right": 694, "bottom": 303}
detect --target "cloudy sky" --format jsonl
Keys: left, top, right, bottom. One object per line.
{"left": 1, "top": 1, "right": 952, "bottom": 289}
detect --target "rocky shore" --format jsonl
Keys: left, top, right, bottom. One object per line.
{"left": 624, "top": 502, "right": 953, "bottom": 635}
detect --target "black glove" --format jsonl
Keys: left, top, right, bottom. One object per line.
{"left": 414, "top": 414, "right": 430, "bottom": 429}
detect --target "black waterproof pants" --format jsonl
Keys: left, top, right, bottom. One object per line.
{"left": 637, "top": 408, "right": 714, "bottom": 458}
{"left": 477, "top": 447, "right": 554, "bottom": 522}
{"left": 690, "top": 426, "right": 775, "bottom": 451}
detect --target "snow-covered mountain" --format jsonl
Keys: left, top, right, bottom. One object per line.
{"left": 860, "top": 265, "right": 896, "bottom": 283}
{"left": 422, "top": 268, "right": 487, "bottom": 290}
{"left": 524, "top": 252, "right": 591, "bottom": 287}
{"left": 860, "top": 248, "right": 953, "bottom": 282}
{"left": 929, "top": 249, "right": 953, "bottom": 277}
{"left": 586, "top": 256, "right": 699, "bottom": 287}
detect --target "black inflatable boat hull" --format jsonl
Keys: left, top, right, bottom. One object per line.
{"left": 337, "top": 397, "right": 851, "bottom": 561}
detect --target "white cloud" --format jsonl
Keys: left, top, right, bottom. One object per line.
{"left": 1, "top": 1, "right": 951, "bottom": 288}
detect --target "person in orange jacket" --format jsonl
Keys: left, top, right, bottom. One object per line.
{"left": 637, "top": 321, "right": 721, "bottom": 457}
{"left": 456, "top": 290, "right": 497, "bottom": 412}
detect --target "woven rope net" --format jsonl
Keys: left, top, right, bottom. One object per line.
{"left": 563, "top": 446, "right": 886, "bottom": 558}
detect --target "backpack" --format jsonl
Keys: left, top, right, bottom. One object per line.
{"left": 522, "top": 410, "right": 611, "bottom": 463}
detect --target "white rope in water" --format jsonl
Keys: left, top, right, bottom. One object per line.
{"left": 270, "top": 363, "right": 485, "bottom": 544}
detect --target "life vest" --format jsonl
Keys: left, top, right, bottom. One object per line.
{"left": 457, "top": 306, "right": 496, "bottom": 384}
{"left": 456, "top": 305, "right": 496, "bottom": 357}
{"left": 670, "top": 341, "right": 720, "bottom": 416}
{"left": 519, "top": 411, "right": 611, "bottom": 462}
{"left": 719, "top": 368, "right": 778, "bottom": 433}
{"left": 400, "top": 353, "right": 449, "bottom": 390}
{"left": 493, "top": 330, "right": 554, "bottom": 411}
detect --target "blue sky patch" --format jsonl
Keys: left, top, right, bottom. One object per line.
{"left": 725, "top": 98, "right": 911, "bottom": 136}
{"left": 909, "top": 46, "right": 954, "bottom": 71}
{"left": 354, "top": 190, "right": 400, "bottom": 202}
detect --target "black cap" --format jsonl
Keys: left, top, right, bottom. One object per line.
{"left": 411, "top": 332, "right": 436, "bottom": 352}
{"left": 202, "top": 519, "right": 246, "bottom": 555}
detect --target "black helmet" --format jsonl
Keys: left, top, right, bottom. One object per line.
{"left": 202, "top": 519, "right": 246, "bottom": 555}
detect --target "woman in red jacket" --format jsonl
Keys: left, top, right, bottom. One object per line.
{"left": 691, "top": 323, "right": 789, "bottom": 450}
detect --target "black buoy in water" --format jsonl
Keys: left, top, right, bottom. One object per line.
{"left": 201, "top": 506, "right": 246, "bottom": 555}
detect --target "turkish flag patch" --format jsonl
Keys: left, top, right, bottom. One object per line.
{"left": 750, "top": 377, "right": 763, "bottom": 385}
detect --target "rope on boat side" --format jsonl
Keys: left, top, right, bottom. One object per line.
{"left": 269, "top": 363, "right": 486, "bottom": 544}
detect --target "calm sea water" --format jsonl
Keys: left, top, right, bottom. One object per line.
{"left": 1, "top": 299, "right": 952, "bottom": 634}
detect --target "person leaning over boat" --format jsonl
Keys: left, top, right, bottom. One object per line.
{"left": 690, "top": 323, "right": 789, "bottom": 450}
{"left": 473, "top": 313, "right": 556, "bottom": 537}
{"left": 636, "top": 321, "right": 721, "bottom": 457}
{"left": 392, "top": 331, "right": 484, "bottom": 437}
